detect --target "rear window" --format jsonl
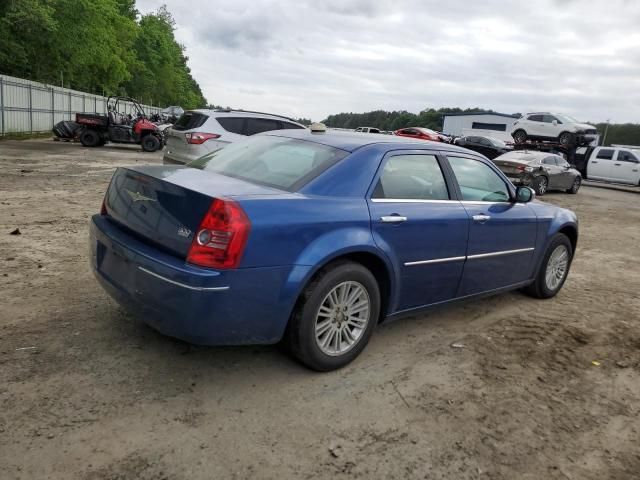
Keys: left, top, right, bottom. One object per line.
{"left": 172, "top": 112, "right": 208, "bottom": 131}
{"left": 189, "top": 136, "right": 348, "bottom": 191}
{"left": 217, "top": 117, "right": 246, "bottom": 135}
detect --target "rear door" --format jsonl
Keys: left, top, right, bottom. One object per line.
{"left": 587, "top": 148, "right": 615, "bottom": 180}
{"left": 541, "top": 156, "right": 564, "bottom": 189}
{"left": 445, "top": 154, "right": 537, "bottom": 296}
{"left": 526, "top": 114, "right": 544, "bottom": 136}
{"left": 611, "top": 150, "right": 640, "bottom": 184}
{"left": 367, "top": 151, "right": 468, "bottom": 311}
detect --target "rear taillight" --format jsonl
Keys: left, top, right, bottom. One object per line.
{"left": 186, "top": 198, "right": 251, "bottom": 269}
{"left": 185, "top": 132, "right": 220, "bottom": 144}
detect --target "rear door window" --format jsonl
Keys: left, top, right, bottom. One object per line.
{"left": 528, "top": 114, "right": 543, "bottom": 122}
{"left": 246, "top": 118, "right": 282, "bottom": 135}
{"left": 596, "top": 149, "right": 615, "bottom": 160}
{"left": 217, "top": 117, "right": 246, "bottom": 135}
{"left": 372, "top": 154, "right": 450, "bottom": 201}
{"left": 447, "top": 156, "right": 511, "bottom": 202}
{"left": 543, "top": 156, "right": 558, "bottom": 165}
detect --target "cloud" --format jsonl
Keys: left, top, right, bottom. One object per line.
{"left": 136, "top": 0, "right": 640, "bottom": 123}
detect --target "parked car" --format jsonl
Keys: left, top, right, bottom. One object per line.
{"left": 354, "top": 127, "right": 381, "bottom": 133}
{"left": 511, "top": 113, "right": 598, "bottom": 147}
{"left": 492, "top": 150, "right": 582, "bottom": 195}
{"left": 578, "top": 146, "right": 640, "bottom": 186}
{"left": 455, "top": 135, "right": 512, "bottom": 159}
{"left": 163, "top": 110, "right": 305, "bottom": 165}
{"left": 394, "top": 127, "right": 441, "bottom": 142}
{"left": 91, "top": 130, "right": 578, "bottom": 371}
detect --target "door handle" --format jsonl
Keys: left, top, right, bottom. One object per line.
{"left": 472, "top": 214, "right": 491, "bottom": 223}
{"left": 380, "top": 215, "right": 407, "bottom": 223}
{"left": 614, "top": 163, "right": 621, "bottom": 166}
{"left": 592, "top": 161, "right": 598, "bottom": 163}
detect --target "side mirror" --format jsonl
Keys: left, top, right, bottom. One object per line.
{"left": 515, "top": 186, "right": 535, "bottom": 203}
{"left": 457, "top": 139, "right": 466, "bottom": 146}
{"left": 552, "top": 120, "right": 558, "bottom": 126}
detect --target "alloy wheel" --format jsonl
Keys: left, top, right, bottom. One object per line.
{"left": 545, "top": 245, "right": 569, "bottom": 291}
{"left": 537, "top": 177, "right": 547, "bottom": 195}
{"left": 314, "top": 281, "right": 370, "bottom": 356}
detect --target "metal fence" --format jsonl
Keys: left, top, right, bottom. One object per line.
{"left": 0, "top": 74, "right": 162, "bottom": 135}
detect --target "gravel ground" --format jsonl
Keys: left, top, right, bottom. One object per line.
{"left": 1, "top": 139, "right": 639, "bottom": 480}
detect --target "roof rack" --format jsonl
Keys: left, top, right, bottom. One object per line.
{"left": 213, "top": 108, "right": 297, "bottom": 122}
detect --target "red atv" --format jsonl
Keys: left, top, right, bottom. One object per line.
{"left": 76, "top": 96, "right": 164, "bottom": 152}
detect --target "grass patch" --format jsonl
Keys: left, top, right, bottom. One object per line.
{"left": 0, "top": 132, "right": 53, "bottom": 141}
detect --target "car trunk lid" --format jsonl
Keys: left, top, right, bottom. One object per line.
{"left": 493, "top": 158, "right": 533, "bottom": 175}
{"left": 104, "top": 165, "right": 282, "bottom": 258}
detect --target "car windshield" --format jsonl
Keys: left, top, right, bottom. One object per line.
{"left": 188, "top": 135, "right": 348, "bottom": 191}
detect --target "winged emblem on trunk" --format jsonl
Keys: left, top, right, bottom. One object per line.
{"left": 126, "top": 190, "right": 156, "bottom": 202}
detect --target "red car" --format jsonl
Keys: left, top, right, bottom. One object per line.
{"left": 394, "top": 127, "right": 443, "bottom": 142}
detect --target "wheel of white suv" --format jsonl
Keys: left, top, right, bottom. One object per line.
{"left": 513, "top": 130, "right": 527, "bottom": 144}
{"left": 286, "top": 261, "right": 380, "bottom": 371}
{"left": 558, "top": 132, "right": 574, "bottom": 147}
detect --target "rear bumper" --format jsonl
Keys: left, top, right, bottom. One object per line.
{"left": 505, "top": 172, "right": 534, "bottom": 186}
{"left": 90, "top": 215, "right": 307, "bottom": 345}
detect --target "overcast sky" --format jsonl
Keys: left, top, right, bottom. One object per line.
{"left": 137, "top": 0, "right": 640, "bottom": 123}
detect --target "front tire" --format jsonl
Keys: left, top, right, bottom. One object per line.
{"left": 523, "top": 234, "right": 573, "bottom": 299}
{"left": 532, "top": 175, "right": 548, "bottom": 196}
{"left": 286, "top": 261, "right": 380, "bottom": 371}
{"left": 558, "top": 132, "right": 574, "bottom": 147}
{"left": 79, "top": 128, "right": 100, "bottom": 147}
{"left": 567, "top": 176, "right": 581, "bottom": 194}
{"left": 141, "top": 134, "right": 161, "bottom": 152}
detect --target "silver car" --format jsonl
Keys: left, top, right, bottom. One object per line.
{"left": 163, "top": 110, "right": 306, "bottom": 165}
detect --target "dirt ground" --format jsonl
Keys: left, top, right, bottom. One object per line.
{"left": 1, "top": 139, "right": 639, "bottom": 480}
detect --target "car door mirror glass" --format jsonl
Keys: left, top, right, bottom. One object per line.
{"left": 515, "top": 186, "right": 535, "bottom": 203}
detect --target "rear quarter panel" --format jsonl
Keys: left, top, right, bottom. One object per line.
{"left": 528, "top": 200, "right": 578, "bottom": 275}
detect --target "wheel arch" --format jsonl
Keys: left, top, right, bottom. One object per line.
{"left": 287, "top": 249, "right": 395, "bottom": 328}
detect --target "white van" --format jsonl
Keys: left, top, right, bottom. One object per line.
{"left": 586, "top": 146, "right": 640, "bottom": 185}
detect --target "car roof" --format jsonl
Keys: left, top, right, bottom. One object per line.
{"left": 262, "top": 129, "right": 474, "bottom": 154}
{"left": 189, "top": 109, "right": 301, "bottom": 123}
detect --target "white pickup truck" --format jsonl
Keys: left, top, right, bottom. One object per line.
{"left": 577, "top": 146, "right": 640, "bottom": 186}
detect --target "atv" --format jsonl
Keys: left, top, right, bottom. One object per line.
{"left": 76, "top": 96, "right": 164, "bottom": 152}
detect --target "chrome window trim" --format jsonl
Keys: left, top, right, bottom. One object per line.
{"left": 404, "top": 247, "right": 534, "bottom": 267}
{"left": 138, "top": 266, "right": 230, "bottom": 292}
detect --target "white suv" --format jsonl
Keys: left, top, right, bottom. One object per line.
{"left": 511, "top": 113, "right": 598, "bottom": 147}
{"left": 163, "top": 110, "right": 306, "bottom": 165}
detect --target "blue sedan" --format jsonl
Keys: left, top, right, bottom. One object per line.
{"left": 90, "top": 128, "right": 578, "bottom": 371}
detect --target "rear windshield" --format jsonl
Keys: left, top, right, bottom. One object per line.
{"left": 189, "top": 135, "right": 348, "bottom": 191}
{"left": 172, "top": 112, "right": 208, "bottom": 131}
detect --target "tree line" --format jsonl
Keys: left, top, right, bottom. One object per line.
{"left": 0, "top": 0, "right": 207, "bottom": 109}
{"left": 321, "top": 108, "right": 640, "bottom": 146}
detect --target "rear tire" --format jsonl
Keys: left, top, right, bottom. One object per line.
{"left": 141, "top": 134, "right": 161, "bottom": 152}
{"left": 532, "top": 175, "right": 548, "bottom": 196}
{"left": 567, "top": 176, "right": 581, "bottom": 194}
{"left": 80, "top": 129, "right": 100, "bottom": 148}
{"left": 523, "top": 234, "right": 573, "bottom": 299}
{"left": 513, "top": 130, "right": 527, "bottom": 144}
{"left": 286, "top": 261, "right": 380, "bottom": 371}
